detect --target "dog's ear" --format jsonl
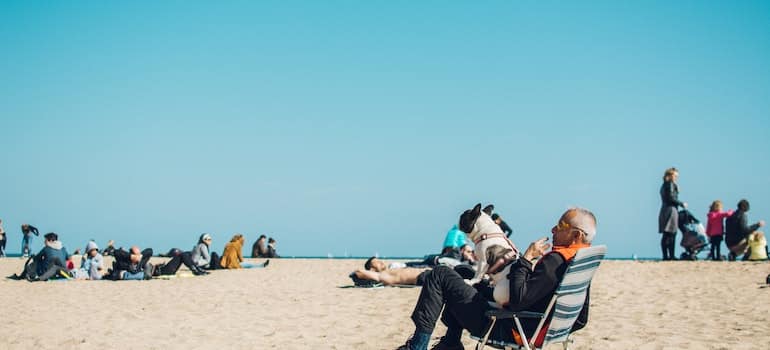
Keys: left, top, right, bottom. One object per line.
{"left": 459, "top": 203, "right": 483, "bottom": 234}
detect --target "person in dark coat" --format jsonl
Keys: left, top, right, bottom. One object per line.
{"left": 658, "top": 167, "right": 686, "bottom": 260}
{"left": 491, "top": 213, "right": 514, "bottom": 238}
{"left": 725, "top": 199, "right": 765, "bottom": 261}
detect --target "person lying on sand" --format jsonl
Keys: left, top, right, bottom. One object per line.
{"left": 353, "top": 257, "right": 430, "bottom": 286}
{"left": 353, "top": 257, "right": 476, "bottom": 286}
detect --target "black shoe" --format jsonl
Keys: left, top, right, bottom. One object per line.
{"left": 192, "top": 267, "right": 209, "bottom": 276}
{"left": 396, "top": 339, "right": 413, "bottom": 350}
{"left": 430, "top": 337, "right": 465, "bottom": 350}
{"left": 263, "top": 259, "right": 270, "bottom": 268}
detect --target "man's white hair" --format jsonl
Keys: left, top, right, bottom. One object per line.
{"left": 567, "top": 207, "right": 597, "bottom": 243}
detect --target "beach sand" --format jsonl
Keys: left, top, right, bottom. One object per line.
{"left": 1, "top": 257, "right": 769, "bottom": 349}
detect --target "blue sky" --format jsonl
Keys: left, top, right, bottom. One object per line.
{"left": 1, "top": 1, "right": 769, "bottom": 258}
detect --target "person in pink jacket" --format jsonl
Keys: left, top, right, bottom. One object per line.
{"left": 706, "top": 200, "right": 734, "bottom": 261}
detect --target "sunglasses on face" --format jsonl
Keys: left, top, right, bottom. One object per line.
{"left": 552, "top": 220, "right": 587, "bottom": 235}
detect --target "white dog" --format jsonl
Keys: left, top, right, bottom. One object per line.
{"left": 459, "top": 203, "right": 519, "bottom": 285}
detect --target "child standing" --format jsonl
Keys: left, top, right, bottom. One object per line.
{"left": 706, "top": 200, "right": 733, "bottom": 261}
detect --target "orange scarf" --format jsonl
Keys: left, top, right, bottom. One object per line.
{"left": 549, "top": 243, "right": 591, "bottom": 262}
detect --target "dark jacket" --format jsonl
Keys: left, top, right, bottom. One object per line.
{"left": 725, "top": 210, "right": 760, "bottom": 247}
{"left": 252, "top": 240, "right": 267, "bottom": 258}
{"left": 111, "top": 248, "right": 153, "bottom": 274}
{"left": 499, "top": 220, "right": 513, "bottom": 238}
{"left": 659, "top": 181, "right": 683, "bottom": 208}
{"left": 507, "top": 253, "right": 589, "bottom": 337}
{"left": 35, "top": 241, "right": 69, "bottom": 275}
{"left": 23, "top": 225, "right": 40, "bottom": 236}
{"left": 266, "top": 244, "right": 278, "bottom": 258}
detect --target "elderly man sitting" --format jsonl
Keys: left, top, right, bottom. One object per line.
{"left": 398, "top": 207, "right": 598, "bottom": 350}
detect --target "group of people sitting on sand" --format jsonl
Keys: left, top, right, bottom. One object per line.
{"left": 7, "top": 232, "right": 272, "bottom": 282}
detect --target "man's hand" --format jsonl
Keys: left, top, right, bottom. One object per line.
{"left": 522, "top": 237, "right": 552, "bottom": 262}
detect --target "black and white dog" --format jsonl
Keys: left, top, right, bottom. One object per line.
{"left": 459, "top": 203, "right": 519, "bottom": 285}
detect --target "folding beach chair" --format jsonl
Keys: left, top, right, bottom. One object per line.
{"left": 474, "top": 245, "right": 606, "bottom": 350}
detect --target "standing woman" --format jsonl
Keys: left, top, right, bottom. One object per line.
{"left": 659, "top": 167, "right": 687, "bottom": 260}
{"left": 0, "top": 219, "right": 6, "bottom": 257}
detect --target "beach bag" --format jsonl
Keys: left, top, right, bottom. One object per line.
{"left": 23, "top": 255, "right": 39, "bottom": 281}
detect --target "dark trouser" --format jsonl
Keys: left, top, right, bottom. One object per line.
{"left": 410, "top": 266, "right": 514, "bottom": 342}
{"left": 36, "top": 257, "right": 67, "bottom": 281}
{"left": 160, "top": 251, "right": 197, "bottom": 275}
{"left": 205, "top": 252, "right": 221, "bottom": 270}
{"left": 661, "top": 232, "right": 676, "bottom": 260}
{"left": 709, "top": 236, "right": 722, "bottom": 260}
{"left": 0, "top": 237, "right": 6, "bottom": 257}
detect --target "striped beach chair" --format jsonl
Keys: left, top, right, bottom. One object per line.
{"left": 475, "top": 245, "right": 606, "bottom": 350}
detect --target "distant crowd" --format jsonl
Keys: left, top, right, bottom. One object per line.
{"left": 0, "top": 221, "right": 278, "bottom": 282}
{"left": 658, "top": 167, "right": 767, "bottom": 261}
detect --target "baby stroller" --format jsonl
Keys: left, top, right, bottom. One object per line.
{"left": 678, "top": 209, "right": 708, "bottom": 260}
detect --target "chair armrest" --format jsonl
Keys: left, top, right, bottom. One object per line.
{"left": 484, "top": 309, "right": 544, "bottom": 320}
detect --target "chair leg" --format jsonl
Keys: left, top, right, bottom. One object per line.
{"left": 513, "top": 317, "right": 531, "bottom": 350}
{"left": 476, "top": 316, "right": 497, "bottom": 350}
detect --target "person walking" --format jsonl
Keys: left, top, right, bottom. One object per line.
{"left": 658, "top": 168, "right": 686, "bottom": 260}
{"left": 20, "top": 223, "right": 40, "bottom": 257}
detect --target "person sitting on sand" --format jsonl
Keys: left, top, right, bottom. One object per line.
{"left": 219, "top": 234, "right": 269, "bottom": 269}
{"left": 101, "top": 240, "right": 116, "bottom": 256}
{"left": 252, "top": 234, "right": 268, "bottom": 258}
{"left": 192, "top": 233, "right": 221, "bottom": 270}
{"left": 35, "top": 232, "right": 70, "bottom": 280}
{"left": 354, "top": 257, "right": 431, "bottom": 286}
{"left": 220, "top": 234, "right": 245, "bottom": 269}
{"left": 746, "top": 231, "right": 768, "bottom": 261}
{"left": 266, "top": 237, "right": 279, "bottom": 258}
{"left": 725, "top": 199, "right": 765, "bottom": 261}
{"left": 72, "top": 241, "right": 105, "bottom": 280}
{"left": 8, "top": 232, "right": 71, "bottom": 281}
{"left": 155, "top": 248, "right": 210, "bottom": 276}
{"left": 105, "top": 246, "right": 154, "bottom": 280}
{"left": 396, "top": 207, "right": 597, "bottom": 350}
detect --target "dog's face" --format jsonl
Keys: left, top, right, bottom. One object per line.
{"left": 459, "top": 203, "right": 483, "bottom": 235}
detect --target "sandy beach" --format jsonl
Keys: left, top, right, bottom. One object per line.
{"left": 1, "top": 257, "right": 768, "bottom": 349}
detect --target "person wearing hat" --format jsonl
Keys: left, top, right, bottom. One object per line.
{"left": 74, "top": 240, "right": 105, "bottom": 280}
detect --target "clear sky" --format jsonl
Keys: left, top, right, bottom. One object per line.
{"left": 1, "top": 1, "right": 769, "bottom": 258}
